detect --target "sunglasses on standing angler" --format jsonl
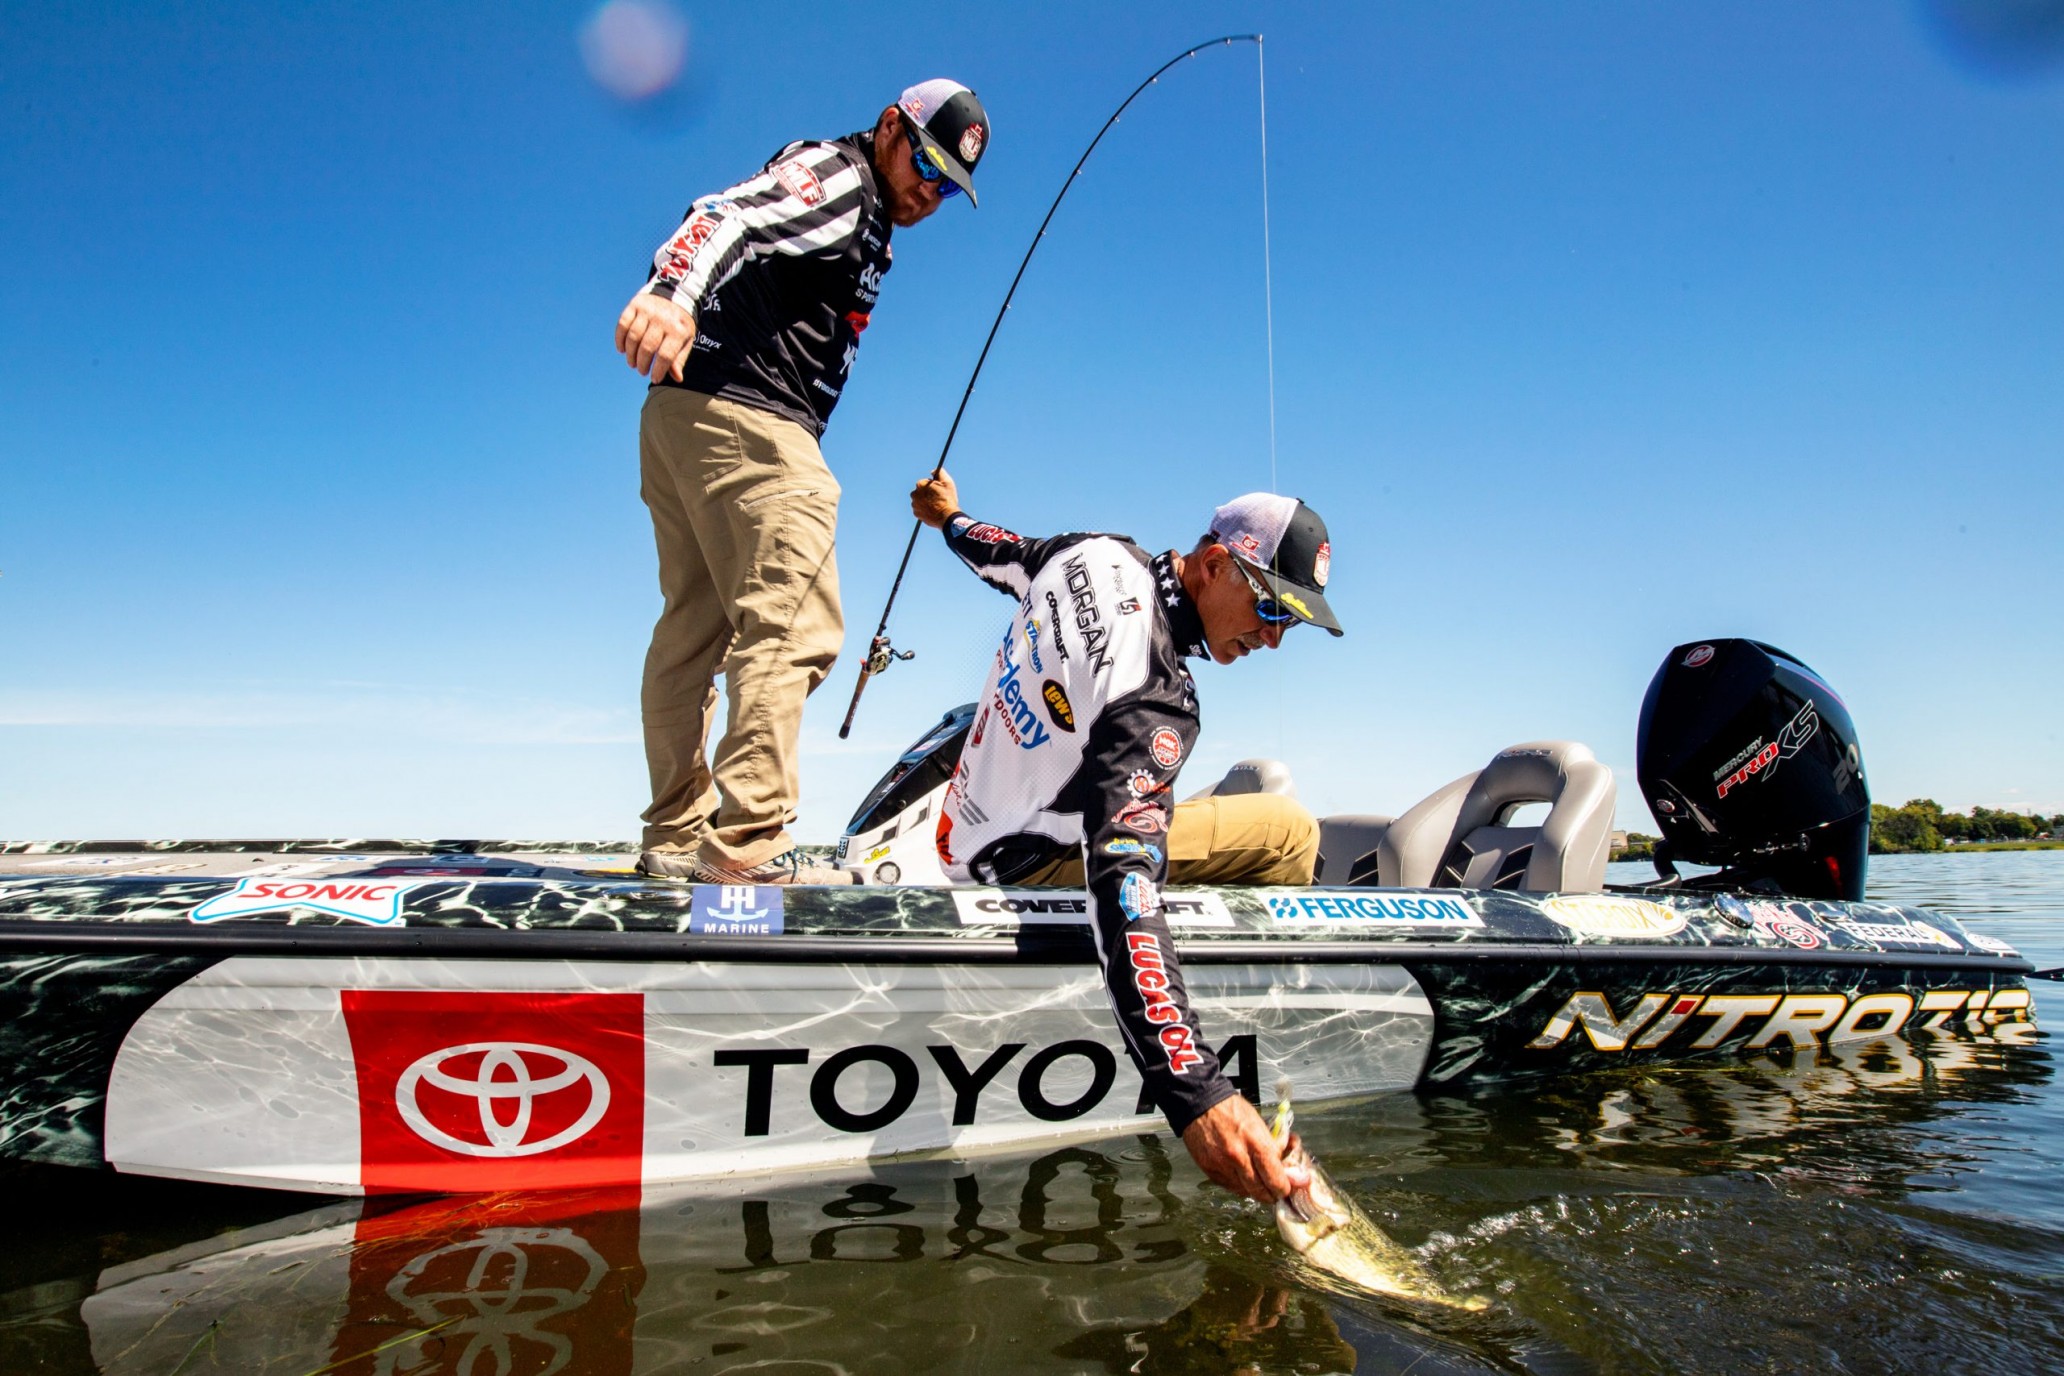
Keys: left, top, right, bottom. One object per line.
{"left": 902, "top": 120, "right": 963, "bottom": 198}
{"left": 1232, "top": 558, "right": 1301, "bottom": 627}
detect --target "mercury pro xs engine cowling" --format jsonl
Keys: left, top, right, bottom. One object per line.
{"left": 1636, "top": 639, "right": 1869, "bottom": 900}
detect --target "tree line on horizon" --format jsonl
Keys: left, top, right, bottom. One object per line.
{"left": 1613, "top": 800, "right": 2058, "bottom": 861}
{"left": 1868, "top": 799, "right": 2062, "bottom": 854}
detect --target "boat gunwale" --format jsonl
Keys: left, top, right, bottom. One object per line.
{"left": 0, "top": 918, "right": 2032, "bottom": 974}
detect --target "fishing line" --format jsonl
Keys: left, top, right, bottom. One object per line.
{"left": 839, "top": 34, "right": 1271, "bottom": 738}
{"left": 1257, "top": 39, "right": 1283, "bottom": 760}
{"left": 1257, "top": 38, "right": 1278, "bottom": 496}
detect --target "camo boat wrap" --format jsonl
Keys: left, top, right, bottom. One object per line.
{"left": 0, "top": 845, "right": 2034, "bottom": 1193}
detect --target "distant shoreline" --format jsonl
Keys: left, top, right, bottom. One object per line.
{"left": 1608, "top": 838, "right": 2062, "bottom": 863}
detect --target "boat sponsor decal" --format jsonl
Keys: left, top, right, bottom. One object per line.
{"left": 1041, "top": 680, "right": 1076, "bottom": 731}
{"left": 189, "top": 877, "right": 422, "bottom": 926}
{"left": 1682, "top": 644, "right": 1714, "bottom": 668}
{"left": 1719, "top": 896, "right": 1827, "bottom": 949}
{"left": 689, "top": 884, "right": 784, "bottom": 935}
{"left": 1061, "top": 553, "right": 1112, "bottom": 673}
{"left": 951, "top": 889, "right": 1232, "bottom": 926}
{"left": 1969, "top": 932, "right": 2022, "bottom": 957}
{"left": 1538, "top": 894, "right": 1686, "bottom": 939}
{"left": 1529, "top": 985, "right": 2034, "bottom": 1054}
{"left": 1118, "top": 873, "right": 1160, "bottom": 922}
{"left": 1127, "top": 933, "right": 1204, "bottom": 1073}
{"left": 992, "top": 636, "right": 1051, "bottom": 750}
{"left": 1837, "top": 918, "right": 1962, "bottom": 951}
{"left": 1149, "top": 728, "right": 1184, "bottom": 769}
{"left": 341, "top": 990, "right": 645, "bottom": 1192}
{"left": 1265, "top": 892, "right": 1482, "bottom": 928}
{"left": 713, "top": 1030, "right": 1251, "bottom": 1139}
{"left": 1714, "top": 701, "right": 1819, "bottom": 800}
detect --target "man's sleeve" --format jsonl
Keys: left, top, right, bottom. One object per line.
{"left": 642, "top": 142, "right": 865, "bottom": 316}
{"left": 940, "top": 512, "right": 1066, "bottom": 599}
{"left": 1075, "top": 699, "right": 1237, "bottom": 1137}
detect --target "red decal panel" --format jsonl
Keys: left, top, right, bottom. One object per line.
{"left": 342, "top": 991, "right": 645, "bottom": 1194}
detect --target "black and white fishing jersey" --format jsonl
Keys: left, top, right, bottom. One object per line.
{"left": 641, "top": 131, "right": 892, "bottom": 438}
{"left": 934, "top": 513, "right": 1238, "bottom": 1136}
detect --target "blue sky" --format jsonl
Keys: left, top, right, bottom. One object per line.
{"left": 3, "top": 1, "right": 2060, "bottom": 842}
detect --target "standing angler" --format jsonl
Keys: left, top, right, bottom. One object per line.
{"left": 910, "top": 470, "right": 1342, "bottom": 1203}
{"left": 616, "top": 82, "right": 991, "bottom": 884}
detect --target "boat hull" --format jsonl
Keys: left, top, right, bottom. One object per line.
{"left": 0, "top": 845, "right": 2036, "bottom": 1193}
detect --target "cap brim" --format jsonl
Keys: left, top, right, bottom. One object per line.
{"left": 910, "top": 125, "right": 979, "bottom": 207}
{"left": 1245, "top": 560, "right": 1343, "bottom": 636}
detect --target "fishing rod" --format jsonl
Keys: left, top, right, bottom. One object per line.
{"left": 837, "top": 33, "right": 1265, "bottom": 738}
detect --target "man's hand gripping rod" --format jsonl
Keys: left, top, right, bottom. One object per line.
{"left": 837, "top": 34, "right": 1263, "bottom": 739}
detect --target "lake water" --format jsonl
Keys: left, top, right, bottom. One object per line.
{"left": 3, "top": 852, "right": 2058, "bottom": 1374}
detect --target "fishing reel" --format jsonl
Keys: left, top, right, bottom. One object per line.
{"left": 865, "top": 635, "right": 915, "bottom": 677}
{"left": 838, "top": 633, "right": 916, "bottom": 739}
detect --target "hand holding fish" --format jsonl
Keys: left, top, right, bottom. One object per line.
{"left": 1180, "top": 1094, "right": 1311, "bottom": 1204}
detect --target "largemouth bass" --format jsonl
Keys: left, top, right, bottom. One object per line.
{"left": 1270, "top": 1084, "right": 1488, "bottom": 1311}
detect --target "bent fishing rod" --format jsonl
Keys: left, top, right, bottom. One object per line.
{"left": 838, "top": 34, "right": 1265, "bottom": 739}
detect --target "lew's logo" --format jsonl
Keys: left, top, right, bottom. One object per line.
{"left": 190, "top": 878, "right": 420, "bottom": 926}
{"left": 1041, "top": 680, "right": 1076, "bottom": 731}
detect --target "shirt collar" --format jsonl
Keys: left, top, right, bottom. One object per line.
{"left": 1152, "top": 550, "right": 1208, "bottom": 659}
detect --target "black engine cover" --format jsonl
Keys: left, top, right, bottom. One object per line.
{"left": 1636, "top": 639, "right": 1870, "bottom": 899}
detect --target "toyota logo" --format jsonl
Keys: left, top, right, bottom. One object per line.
{"left": 395, "top": 1042, "right": 611, "bottom": 1158}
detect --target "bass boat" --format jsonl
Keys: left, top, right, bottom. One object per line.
{"left": 0, "top": 639, "right": 2033, "bottom": 1194}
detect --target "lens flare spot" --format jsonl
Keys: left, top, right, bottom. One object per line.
{"left": 580, "top": 0, "right": 691, "bottom": 102}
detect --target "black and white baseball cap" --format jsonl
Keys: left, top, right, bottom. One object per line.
{"left": 1209, "top": 493, "right": 1343, "bottom": 636}
{"left": 897, "top": 79, "right": 990, "bottom": 206}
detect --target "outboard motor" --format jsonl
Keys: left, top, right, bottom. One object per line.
{"left": 833, "top": 704, "right": 974, "bottom": 885}
{"left": 1636, "top": 640, "right": 1869, "bottom": 899}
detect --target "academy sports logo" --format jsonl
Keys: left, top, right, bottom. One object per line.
{"left": 190, "top": 878, "right": 420, "bottom": 926}
{"left": 342, "top": 990, "right": 645, "bottom": 1192}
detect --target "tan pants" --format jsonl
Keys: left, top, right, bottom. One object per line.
{"left": 638, "top": 388, "right": 843, "bottom": 867}
{"left": 1020, "top": 793, "right": 1320, "bottom": 887}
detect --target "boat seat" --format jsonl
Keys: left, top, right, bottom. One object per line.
{"left": 1184, "top": 758, "right": 1298, "bottom": 801}
{"left": 1315, "top": 815, "right": 1394, "bottom": 886}
{"left": 1375, "top": 741, "right": 1616, "bottom": 892}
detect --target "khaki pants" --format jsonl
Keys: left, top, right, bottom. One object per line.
{"left": 638, "top": 388, "right": 843, "bottom": 867}
{"left": 1020, "top": 793, "right": 1320, "bottom": 887}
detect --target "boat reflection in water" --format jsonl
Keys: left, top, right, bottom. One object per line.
{"left": 71, "top": 1024, "right": 2049, "bottom": 1376}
